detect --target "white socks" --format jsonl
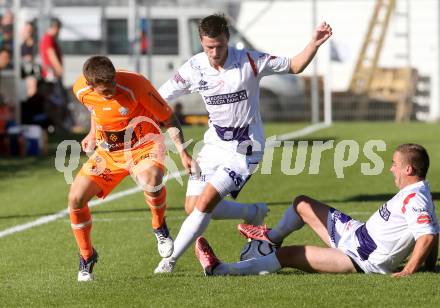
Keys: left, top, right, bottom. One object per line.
{"left": 170, "top": 208, "right": 212, "bottom": 260}
{"left": 211, "top": 199, "right": 256, "bottom": 221}
{"left": 267, "top": 205, "right": 304, "bottom": 244}
{"left": 213, "top": 253, "right": 281, "bottom": 275}
{"left": 169, "top": 201, "right": 257, "bottom": 261}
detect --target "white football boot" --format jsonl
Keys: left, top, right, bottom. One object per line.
{"left": 153, "top": 221, "right": 174, "bottom": 258}
{"left": 77, "top": 249, "right": 98, "bottom": 282}
{"left": 154, "top": 258, "right": 176, "bottom": 274}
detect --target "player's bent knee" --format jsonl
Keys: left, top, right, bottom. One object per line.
{"left": 293, "top": 195, "right": 311, "bottom": 206}
{"left": 68, "top": 190, "right": 86, "bottom": 210}
{"left": 194, "top": 184, "right": 222, "bottom": 213}
{"left": 194, "top": 194, "right": 216, "bottom": 213}
{"left": 144, "top": 187, "right": 163, "bottom": 198}
{"left": 137, "top": 167, "right": 164, "bottom": 192}
{"left": 293, "top": 195, "right": 312, "bottom": 212}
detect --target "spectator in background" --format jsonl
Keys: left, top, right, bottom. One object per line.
{"left": 0, "top": 94, "right": 25, "bottom": 157}
{"left": 0, "top": 10, "right": 14, "bottom": 68}
{"left": 19, "top": 22, "right": 50, "bottom": 156}
{"left": 0, "top": 93, "right": 12, "bottom": 155}
{"left": 21, "top": 21, "right": 39, "bottom": 98}
{"left": 0, "top": 47, "right": 10, "bottom": 70}
{"left": 0, "top": 48, "right": 10, "bottom": 94}
{"left": 40, "top": 18, "right": 62, "bottom": 82}
{"left": 173, "top": 102, "right": 187, "bottom": 125}
{"left": 39, "top": 17, "right": 72, "bottom": 131}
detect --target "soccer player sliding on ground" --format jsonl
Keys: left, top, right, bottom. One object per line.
{"left": 196, "top": 144, "right": 439, "bottom": 277}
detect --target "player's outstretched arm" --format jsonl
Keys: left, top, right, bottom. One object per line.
{"left": 392, "top": 234, "right": 436, "bottom": 277}
{"left": 162, "top": 114, "right": 194, "bottom": 175}
{"left": 289, "top": 21, "right": 332, "bottom": 74}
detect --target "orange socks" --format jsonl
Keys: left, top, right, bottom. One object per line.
{"left": 69, "top": 206, "right": 93, "bottom": 260}
{"left": 144, "top": 187, "right": 167, "bottom": 229}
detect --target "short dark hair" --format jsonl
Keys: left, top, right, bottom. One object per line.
{"left": 198, "top": 14, "right": 230, "bottom": 40}
{"left": 50, "top": 17, "right": 62, "bottom": 28}
{"left": 83, "top": 56, "right": 116, "bottom": 86}
{"left": 396, "top": 143, "right": 430, "bottom": 178}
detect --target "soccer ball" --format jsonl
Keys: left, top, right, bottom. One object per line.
{"left": 239, "top": 239, "right": 275, "bottom": 261}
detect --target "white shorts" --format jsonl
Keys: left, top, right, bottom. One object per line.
{"left": 327, "top": 208, "right": 386, "bottom": 274}
{"left": 186, "top": 141, "right": 262, "bottom": 199}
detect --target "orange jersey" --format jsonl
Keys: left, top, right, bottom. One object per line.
{"left": 73, "top": 70, "right": 173, "bottom": 152}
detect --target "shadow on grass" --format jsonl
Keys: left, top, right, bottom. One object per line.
{"left": 267, "top": 192, "right": 440, "bottom": 207}
{"left": 0, "top": 206, "right": 184, "bottom": 220}
{"left": 0, "top": 131, "right": 85, "bottom": 179}
{"left": 275, "top": 136, "right": 338, "bottom": 144}
{"left": 3, "top": 192, "right": 439, "bottom": 221}
{"left": 0, "top": 155, "right": 56, "bottom": 178}
{"left": 324, "top": 192, "right": 440, "bottom": 203}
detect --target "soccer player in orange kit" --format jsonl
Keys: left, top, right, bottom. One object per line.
{"left": 69, "top": 56, "right": 193, "bottom": 281}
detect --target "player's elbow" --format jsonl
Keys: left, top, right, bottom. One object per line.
{"left": 289, "top": 57, "right": 305, "bottom": 74}
{"left": 289, "top": 65, "right": 303, "bottom": 74}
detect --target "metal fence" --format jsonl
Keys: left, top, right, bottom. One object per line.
{"left": 0, "top": 0, "right": 438, "bottom": 130}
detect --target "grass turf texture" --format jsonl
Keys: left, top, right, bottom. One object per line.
{"left": 1, "top": 122, "right": 440, "bottom": 307}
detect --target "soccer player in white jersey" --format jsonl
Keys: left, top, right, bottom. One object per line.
{"left": 196, "top": 144, "right": 439, "bottom": 277}
{"left": 155, "top": 14, "right": 332, "bottom": 273}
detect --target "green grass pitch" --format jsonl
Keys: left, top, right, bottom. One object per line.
{"left": 1, "top": 122, "right": 440, "bottom": 307}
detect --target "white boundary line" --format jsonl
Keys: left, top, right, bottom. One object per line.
{"left": 275, "top": 122, "right": 331, "bottom": 142}
{"left": 0, "top": 122, "right": 331, "bottom": 239}
{"left": 0, "top": 170, "right": 186, "bottom": 238}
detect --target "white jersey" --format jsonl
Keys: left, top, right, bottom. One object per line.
{"left": 361, "top": 181, "right": 439, "bottom": 272}
{"left": 159, "top": 46, "right": 290, "bottom": 154}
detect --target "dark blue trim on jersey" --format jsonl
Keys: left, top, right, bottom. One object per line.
{"left": 213, "top": 124, "right": 250, "bottom": 143}
{"left": 230, "top": 174, "right": 252, "bottom": 199}
{"left": 355, "top": 224, "right": 377, "bottom": 261}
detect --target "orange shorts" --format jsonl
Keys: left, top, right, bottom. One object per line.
{"left": 78, "top": 142, "right": 165, "bottom": 198}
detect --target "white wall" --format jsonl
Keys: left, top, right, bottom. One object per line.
{"left": 236, "top": 0, "right": 440, "bottom": 120}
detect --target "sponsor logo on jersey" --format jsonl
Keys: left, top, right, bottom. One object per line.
{"left": 119, "top": 106, "right": 128, "bottom": 116}
{"left": 132, "top": 152, "right": 159, "bottom": 166}
{"left": 89, "top": 166, "right": 112, "bottom": 182}
{"left": 204, "top": 90, "right": 248, "bottom": 105}
{"left": 412, "top": 207, "right": 428, "bottom": 213}
{"left": 173, "top": 72, "right": 186, "bottom": 84}
{"left": 379, "top": 203, "right": 391, "bottom": 221}
{"left": 109, "top": 134, "right": 118, "bottom": 142}
{"left": 223, "top": 167, "right": 243, "bottom": 187}
{"left": 100, "top": 129, "right": 139, "bottom": 152}
{"left": 417, "top": 214, "right": 431, "bottom": 224}
{"left": 198, "top": 79, "right": 208, "bottom": 90}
